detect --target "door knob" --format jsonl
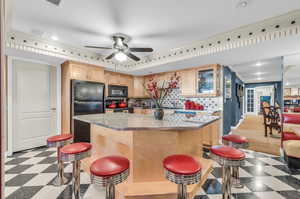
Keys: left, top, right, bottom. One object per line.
{"left": 51, "top": 108, "right": 57, "bottom": 110}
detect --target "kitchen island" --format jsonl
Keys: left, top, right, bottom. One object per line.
{"left": 74, "top": 113, "right": 220, "bottom": 199}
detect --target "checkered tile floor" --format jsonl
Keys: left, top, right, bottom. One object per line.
{"left": 5, "top": 147, "right": 300, "bottom": 199}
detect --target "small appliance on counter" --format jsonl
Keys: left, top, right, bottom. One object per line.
{"left": 105, "top": 97, "right": 128, "bottom": 112}
{"left": 184, "top": 100, "right": 204, "bottom": 110}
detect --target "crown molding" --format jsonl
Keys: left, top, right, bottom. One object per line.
{"left": 5, "top": 31, "right": 130, "bottom": 71}
{"left": 132, "top": 9, "right": 300, "bottom": 71}
{"left": 5, "top": 9, "right": 300, "bottom": 72}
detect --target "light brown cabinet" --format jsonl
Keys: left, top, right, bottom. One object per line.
{"left": 70, "top": 62, "right": 104, "bottom": 82}
{"left": 104, "top": 71, "right": 134, "bottom": 97}
{"left": 180, "top": 68, "right": 197, "bottom": 96}
{"left": 71, "top": 64, "right": 88, "bottom": 80}
{"left": 132, "top": 77, "right": 147, "bottom": 98}
{"left": 180, "top": 65, "right": 220, "bottom": 97}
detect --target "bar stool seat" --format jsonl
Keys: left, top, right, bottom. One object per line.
{"left": 60, "top": 142, "right": 92, "bottom": 199}
{"left": 60, "top": 142, "right": 91, "bottom": 154}
{"left": 47, "top": 134, "right": 73, "bottom": 186}
{"left": 90, "top": 156, "right": 130, "bottom": 199}
{"left": 163, "top": 154, "right": 202, "bottom": 199}
{"left": 90, "top": 156, "right": 129, "bottom": 177}
{"left": 163, "top": 154, "right": 201, "bottom": 175}
{"left": 211, "top": 145, "right": 245, "bottom": 161}
{"left": 210, "top": 145, "right": 245, "bottom": 199}
{"left": 47, "top": 134, "right": 73, "bottom": 144}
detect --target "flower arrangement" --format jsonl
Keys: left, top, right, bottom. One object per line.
{"left": 144, "top": 72, "right": 180, "bottom": 109}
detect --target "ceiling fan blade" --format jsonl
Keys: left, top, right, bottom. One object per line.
{"left": 126, "top": 52, "right": 140, "bottom": 61}
{"left": 106, "top": 52, "right": 117, "bottom": 60}
{"left": 129, "top": 47, "right": 153, "bottom": 52}
{"left": 85, "top": 46, "right": 113, "bottom": 50}
{"left": 46, "top": 0, "right": 61, "bottom": 6}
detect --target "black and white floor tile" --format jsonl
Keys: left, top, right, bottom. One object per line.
{"left": 4, "top": 147, "right": 300, "bottom": 199}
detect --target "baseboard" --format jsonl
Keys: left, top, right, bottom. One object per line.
{"left": 231, "top": 117, "right": 245, "bottom": 130}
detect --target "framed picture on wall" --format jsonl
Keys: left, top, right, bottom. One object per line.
{"left": 225, "top": 73, "right": 232, "bottom": 99}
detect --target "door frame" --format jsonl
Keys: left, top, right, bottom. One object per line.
{"left": 245, "top": 88, "right": 257, "bottom": 115}
{"left": 7, "top": 56, "right": 61, "bottom": 155}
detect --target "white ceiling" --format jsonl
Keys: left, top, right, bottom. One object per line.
{"left": 230, "top": 57, "right": 282, "bottom": 83}
{"left": 10, "top": 0, "right": 300, "bottom": 59}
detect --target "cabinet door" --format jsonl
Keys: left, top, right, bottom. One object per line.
{"left": 107, "top": 72, "right": 120, "bottom": 85}
{"left": 181, "top": 69, "right": 196, "bottom": 96}
{"left": 71, "top": 64, "right": 88, "bottom": 80}
{"left": 133, "top": 77, "right": 146, "bottom": 98}
{"left": 119, "top": 74, "right": 129, "bottom": 86}
{"left": 125, "top": 76, "right": 134, "bottom": 98}
{"left": 87, "top": 67, "right": 104, "bottom": 82}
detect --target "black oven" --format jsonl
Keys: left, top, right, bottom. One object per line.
{"left": 108, "top": 85, "right": 128, "bottom": 98}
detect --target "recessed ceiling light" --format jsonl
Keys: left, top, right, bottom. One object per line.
{"left": 255, "top": 62, "right": 262, "bottom": 67}
{"left": 255, "top": 72, "right": 263, "bottom": 75}
{"left": 257, "top": 77, "right": 263, "bottom": 81}
{"left": 236, "top": 0, "right": 249, "bottom": 8}
{"left": 114, "top": 52, "right": 127, "bottom": 62}
{"left": 51, "top": 35, "right": 58, "bottom": 41}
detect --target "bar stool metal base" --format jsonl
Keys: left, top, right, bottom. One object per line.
{"left": 222, "top": 166, "right": 232, "bottom": 199}
{"left": 105, "top": 183, "right": 115, "bottom": 199}
{"left": 52, "top": 147, "right": 70, "bottom": 186}
{"left": 52, "top": 175, "right": 68, "bottom": 186}
{"left": 232, "top": 166, "right": 244, "bottom": 188}
{"left": 72, "top": 160, "right": 82, "bottom": 199}
{"left": 223, "top": 140, "right": 248, "bottom": 189}
{"left": 177, "top": 184, "right": 187, "bottom": 199}
{"left": 210, "top": 152, "right": 245, "bottom": 199}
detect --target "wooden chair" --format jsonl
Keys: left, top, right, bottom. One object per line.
{"left": 262, "top": 102, "right": 281, "bottom": 137}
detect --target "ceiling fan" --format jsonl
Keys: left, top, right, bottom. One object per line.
{"left": 85, "top": 34, "right": 153, "bottom": 62}
{"left": 46, "top": 0, "right": 61, "bottom": 6}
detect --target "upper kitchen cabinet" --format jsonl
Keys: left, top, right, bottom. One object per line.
{"left": 67, "top": 61, "right": 105, "bottom": 82}
{"left": 180, "top": 64, "right": 220, "bottom": 97}
{"left": 180, "top": 68, "right": 196, "bottom": 96}
{"left": 104, "top": 71, "right": 134, "bottom": 97}
{"left": 196, "top": 64, "right": 220, "bottom": 97}
{"left": 132, "top": 76, "right": 147, "bottom": 98}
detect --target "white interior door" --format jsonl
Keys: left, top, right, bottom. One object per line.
{"left": 12, "top": 60, "right": 56, "bottom": 152}
{"left": 245, "top": 88, "right": 256, "bottom": 114}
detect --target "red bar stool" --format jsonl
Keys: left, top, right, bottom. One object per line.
{"left": 47, "top": 134, "right": 73, "bottom": 186}
{"left": 222, "top": 134, "right": 249, "bottom": 188}
{"left": 163, "top": 154, "right": 202, "bottom": 199}
{"left": 90, "top": 156, "right": 130, "bottom": 199}
{"left": 60, "top": 142, "right": 92, "bottom": 199}
{"left": 210, "top": 145, "right": 245, "bottom": 199}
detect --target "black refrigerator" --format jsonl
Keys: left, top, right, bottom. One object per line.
{"left": 71, "top": 80, "right": 105, "bottom": 143}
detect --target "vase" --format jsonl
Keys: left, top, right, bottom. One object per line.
{"left": 154, "top": 108, "right": 164, "bottom": 120}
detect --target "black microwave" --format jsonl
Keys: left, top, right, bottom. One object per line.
{"left": 108, "top": 85, "right": 128, "bottom": 98}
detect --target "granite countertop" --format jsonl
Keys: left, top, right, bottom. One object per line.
{"left": 73, "top": 113, "right": 220, "bottom": 131}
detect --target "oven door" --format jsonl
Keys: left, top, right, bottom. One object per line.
{"left": 108, "top": 85, "right": 128, "bottom": 97}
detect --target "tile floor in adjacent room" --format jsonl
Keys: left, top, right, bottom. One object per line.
{"left": 4, "top": 147, "right": 300, "bottom": 199}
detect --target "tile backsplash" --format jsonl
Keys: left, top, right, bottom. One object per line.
{"left": 131, "top": 88, "right": 222, "bottom": 111}
{"left": 162, "top": 88, "right": 221, "bottom": 110}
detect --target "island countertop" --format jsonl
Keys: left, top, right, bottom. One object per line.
{"left": 73, "top": 112, "right": 220, "bottom": 131}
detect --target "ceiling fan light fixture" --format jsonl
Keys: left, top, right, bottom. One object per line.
{"left": 115, "top": 52, "right": 127, "bottom": 62}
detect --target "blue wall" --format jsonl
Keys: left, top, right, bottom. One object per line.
{"left": 244, "top": 81, "right": 283, "bottom": 106}
{"left": 223, "top": 67, "right": 244, "bottom": 135}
